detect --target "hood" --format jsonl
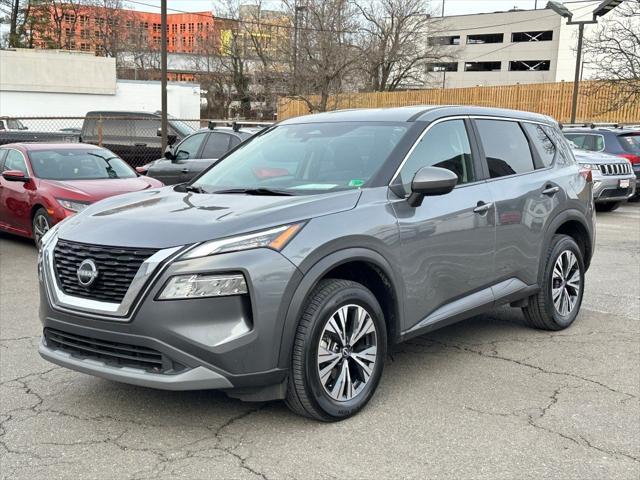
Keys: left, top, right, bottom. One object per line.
{"left": 56, "top": 187, "right": 361, "bottom": 249}
{"left": 572, "top": 149, "right": 627, "bottom": 164}
{"left": 43, "top": 177, "right": 158, "bottom": 201}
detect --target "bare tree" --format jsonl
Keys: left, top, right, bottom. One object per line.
{"left": 354, "top": 0, "right": 446, "bottom": 91}
{"left": 285, "top": 0, "right": 359, "bottom": 112}
{"left": 583, "top": 0, "right": 640, "bottom": 107}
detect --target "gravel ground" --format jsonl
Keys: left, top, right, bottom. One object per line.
{"left": 1, "top": 203, "right": 638, "bottom": 480}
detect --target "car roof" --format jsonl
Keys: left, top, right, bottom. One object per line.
{"left": 278, "top": 105, "right": 556, "bottom": 125}
{"left": 1, "top": 143, "right": 104, "bottom": 151}
{"left": 563, "top": 127, "right": 638, "bottom": 135}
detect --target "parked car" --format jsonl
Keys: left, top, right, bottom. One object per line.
{"left": 0, "top": 117, "right": 79, "bottom": 146}
{"left": 563, "top": 126, "right": 640, "bottom": 195}
{"left": 568, "top": 142, "right": 635, "bottom": 211}
{"left": 80, "top": 111, "right": 195, "bottom": 167}
{"left": 137, "top": 125, "right": 263, "bottom": 185}
{"left": 0, "top": 143, "right": 163, "bottom": 247}
{"left": 37, "top": 106, "right": 595, "bottom": 421}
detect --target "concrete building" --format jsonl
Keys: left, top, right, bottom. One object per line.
{"left": 0, "top": 49, "right": 201, "bottom": 120}
{"left": 425, "top": 6, "right": 601, "bottom": 88}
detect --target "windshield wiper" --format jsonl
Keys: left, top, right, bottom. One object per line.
{"left": 212, "top": 187, "right": 294, "bottom": 196}
{"left": 185, "top": 185, "right": 208, "bottom": 194}
{"left": 87, "top": 152, "right": 120, "bottom": 161}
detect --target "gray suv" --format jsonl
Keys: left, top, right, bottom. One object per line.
{"left": 38, "top": 106, "right": 595, "bottom": 421}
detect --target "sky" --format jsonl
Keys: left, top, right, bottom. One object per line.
{"left": 129, "top": 0, "right": 565, "bottom": 17}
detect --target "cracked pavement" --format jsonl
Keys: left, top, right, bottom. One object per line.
{"left": 1, "top": 203, "right": 639, "bottom": 480}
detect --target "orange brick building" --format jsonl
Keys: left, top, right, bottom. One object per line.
{"left": 33, "top": 4, "right": 219, "bottom": 55}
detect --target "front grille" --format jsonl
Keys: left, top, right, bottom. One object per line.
{"left": 44, "top": 328, "right": 185, "bottom": 373}
{"left": 599, "top": 163, "right": 632, "bottom": 175}
{"left": 600, "top": 187, "right": 631, "bottom": 199}
{"left": 54, "top": 240, "right": 158, "bottom": 303}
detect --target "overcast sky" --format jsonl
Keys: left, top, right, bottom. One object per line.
{"left": 129, "top": 0, "right": 565, "bottom": 16}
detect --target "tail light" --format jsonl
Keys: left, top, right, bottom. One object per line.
{"left": 579, "top": 167, "right": 592, "bottom": 182}
{"left": 617, "top": 153, "right": 640, "bottom": 164}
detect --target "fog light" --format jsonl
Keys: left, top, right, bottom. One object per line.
{"left": 158, "top": 274, "right": 247, "bottom": 300}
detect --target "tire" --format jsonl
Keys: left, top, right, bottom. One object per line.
{"left": 32, "top": 208, "right": 52, "bottom": 249}
{"left": 595, "top": 201, "right": 621, "bottom": 212}
{"left": 285, "top": 279, "right": 387, "bottom": 421}
{"left": 522, "top": 234, "right": 585, "bottom": 331}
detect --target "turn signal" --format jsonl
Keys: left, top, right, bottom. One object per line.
{"left": 579, "top": 167, "right": 592, "bottom": 182}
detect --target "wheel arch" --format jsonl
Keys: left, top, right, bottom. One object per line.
{"left": 542, "top": 210, "right": 594, "bottom": 280}
{"left": 277, "top": 248, "right": 403, "bottom": 369}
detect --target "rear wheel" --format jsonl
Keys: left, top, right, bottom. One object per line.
{"left": 285, "top": 279, "right": 387, "bottom": 421}
{"left": 595, "top": 201, "right": 621, "bottom": 212}
{"left": 522, "top": 235, "right": 585, "bottom": 331}
{"left": 32, "top": 208, "right": 51, "bottom": 249}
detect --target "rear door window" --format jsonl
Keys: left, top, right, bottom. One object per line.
{"left": 618, "top": 133, "right": 640, "bottom": 153}
{"left": 475, "top": 119, "right": 535, "bottom": 178}
{"left": 522, "top": 123, "right": 556, "bottom": 167}
{"left": 202, "top": 133, "right": 231, "bottom": 158}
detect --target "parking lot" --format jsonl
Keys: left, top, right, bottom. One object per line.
{"left": 0, "top": 203, "right": 638, "bottom": 480}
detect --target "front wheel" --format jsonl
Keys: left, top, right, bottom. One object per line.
{"left": 522, "top": 235, "right": 585, "bottom": 331}
{"left": 595, "top": 201, "right": 621, "bottom": 212}
{"left": 32, "top": 208, "right": 52, "bottom": 249}
{"left": 285, "top": 279, "right": 387, "bottom": 421}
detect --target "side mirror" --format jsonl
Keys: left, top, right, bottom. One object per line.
{"left": 173, "top": 150, "right": 189, "bottom": 162}
{"left": 408, "top": 166, "right": 458, "bottom": 207}
{"left": 2, "top": 169, "right": 30, "bottom": 182}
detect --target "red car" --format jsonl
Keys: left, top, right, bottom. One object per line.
{"left": 0, "top": 143, "right": 163, "bottom": 247}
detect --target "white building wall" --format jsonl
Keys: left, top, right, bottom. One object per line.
{"left": 0, "top": 49, "right": 201, "bottom": 121}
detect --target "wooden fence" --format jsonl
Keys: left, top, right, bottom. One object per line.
{"left": 277, "top": 81, "right": 640, "bottom": 123}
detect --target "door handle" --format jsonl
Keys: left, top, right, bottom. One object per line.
{"left": 542, "top": 185, "right": 560, "bottom": 196}
{"left": 473, "top": 201, "right": 493, "bottom": 214}
{"left": 134, "top": 143, "right": 147, "bottom": 147}
{"left": 181, "top": 168, "right": 190, "bottom": 174}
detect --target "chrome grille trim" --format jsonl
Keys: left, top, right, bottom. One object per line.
{"left": 599, "top": 163, "right": 631, "bottom": 175}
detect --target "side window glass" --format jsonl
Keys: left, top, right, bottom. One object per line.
{"left": 3, "top": 150, "right": 28, "bottom": 174}
{"left": 522, "top": 123, "right": 556, "bottom": 168}
{"left": 202, "top": 133, "right": 231, "bottom": 158}
{"left": 0, "top": 149, "right": 8, "bottom": 168}
{"left": 229, "top": 136, "right": 242, "bottom": 149}
{"left": 544, "top": 126, "right": 575, "bottom": 165}
{"left": 398, "top": 120, "right": 475, "bottom": 191}
{"left": 593, "top": 135, "right": 605, "bottom": 151}
{"left": 476, "top": 119, "right": 535, "bottom": 178}
{"left": 101, "top": 118, "right": 133, "bottom": 138}
{"left": 134, "top": 119, "right": 161, "bottom": 138}
{"left": 565, "top": 134, "right": 585, "bottom": 149}
{"left": 174, "top": 133, "right": 206, "bottom": 160}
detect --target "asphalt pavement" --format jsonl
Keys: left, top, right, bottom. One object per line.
{"left": 1, "top": 203, "right": 638, "bottom": 480}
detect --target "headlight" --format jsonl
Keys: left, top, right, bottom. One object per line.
{"left": 580, "top": 164, "right": 600, "bottom": 171}
{"left": 157, "top": 273, "right": 247, "bottom": 300}
{"left": 181, "top": 222, "right": 305, "bottom": 259}
{"left": 56, "top": 198, "right": 90, "bottom": 213}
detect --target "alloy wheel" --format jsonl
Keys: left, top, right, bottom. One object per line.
{"left": 33, "top": 214, "right": 50, "bottom": 248}
{"left": 317, "top": 304, "right": 378, "bottom": 402}
{"left": 552, "top": 250, "right": 581, "bottom": 316}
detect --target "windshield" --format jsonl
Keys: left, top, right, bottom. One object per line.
{"left": 192, "top": 122, "right": 408, "bottom": 194}
{"left": 7, "top": 119, "right": 26, "bottom": 130}
{"left": 166, "top": 114, "right": 196, "bottom": 137}
{"left": 30, "top": 149, "right": 137, "bottom": 180}
{"left": 619, "top": 133, "right": 640, "bottom": 153}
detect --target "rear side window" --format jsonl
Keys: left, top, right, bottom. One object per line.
{"left": 475, "top": 120, "right": 535, "bottom": 178}
{"left": 202, "top": 133, "right": 231, "bottom": 158}
{"left": 522, "top": 123, "right": 556, "bottom": 167}
{"left": 134, "top": 119, "right": 161, "bottom": 138}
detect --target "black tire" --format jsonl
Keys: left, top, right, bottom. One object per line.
{"left": 32, "top": 208, "right": 52, "bottom": 249}
{"left": 285, "top": 279, "right": 387, "bottom": 421}
{"left": 595, "top": 201, "right": 621, "bottom": 212}
{"left": 522, "top": 234, "right": 585, "bottom": 331}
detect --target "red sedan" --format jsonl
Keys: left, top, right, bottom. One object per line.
{"left": 0, "top": 143, "right": 163, "bottom": 247}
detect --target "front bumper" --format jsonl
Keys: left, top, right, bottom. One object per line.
{"left": 592, "top": 173, "right": 636, "bottom": 202}
{"left": 39, "top": 236, "right": 303, "bottom": 393}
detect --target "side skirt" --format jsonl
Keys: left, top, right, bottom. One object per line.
{"left": 399, "top": 279, "right": 540, "bottom": 343}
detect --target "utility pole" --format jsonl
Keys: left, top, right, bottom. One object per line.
{"left": 546, "top": 0, "right": 623, "bottom": 124}
{"left": 441, "top": 0, "right": 445, "bottom": 17}
{"left": 160, "top": 0, "right": 168, "bottom": 152}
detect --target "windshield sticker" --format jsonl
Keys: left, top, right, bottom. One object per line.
{"left": 348, "top": 179, "right": 364, "bottom": 187}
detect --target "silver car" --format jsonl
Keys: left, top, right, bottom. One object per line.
{"left": 571, "top": 145, "right": 635, "bottom": 211}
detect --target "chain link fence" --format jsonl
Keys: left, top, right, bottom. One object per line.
{"left": 0, "top": 116, "right": 270, "bottom": 167}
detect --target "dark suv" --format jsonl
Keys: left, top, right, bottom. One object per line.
{"left": 138, "top": 126, "right": 261, "bottom": 185}
{"left": 38, "top": 106, "right": 595, "bottom": 421}
{"left": 80, "top": 111, "right": 195, "bottom": 166}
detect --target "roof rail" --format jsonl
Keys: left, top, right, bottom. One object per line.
{"left": 561, "top": 122, "right": 625, "bottom": 130}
